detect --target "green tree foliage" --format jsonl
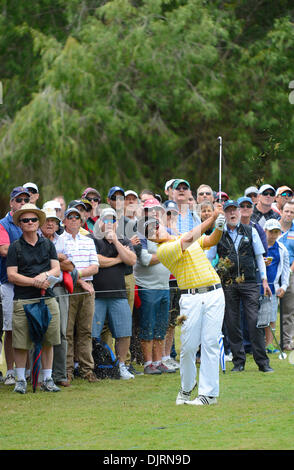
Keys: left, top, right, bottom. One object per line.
{"left": 0, "top": 0, "right": 294, "bottom": 208}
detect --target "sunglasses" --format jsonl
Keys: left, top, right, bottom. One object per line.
{"left": 198, "top": 191, "right": 212, "bottom": 196}
{"left": 27, "top": 188, "right": 38, "bottom": 194}
{"left": 247, "top": 193, "right": 257, "bottom": 198}
{"left": 86, "top": 197, "right": 100, "bottom": 203}
{"left": 66, "top": 214, "right": 80, "bottom": 220}
{"left": 19, "top": 217, "right": 39, "bottom": 223}
{"left": 240, "top": 204, "right": 252, "bottom": 209}
{"left": 102, "top": 218, "right": 116, "bottom": 224}
{"left": 280, "top": 192, "right": 293, "bottom": 197}
{"left": 15, "top": 197, "right": 30, "bottom": 203}
{"left": 262, "top": 191, "right": 275, "bottom": 197}
{"left": 175, "top": 186, "right": 189, "bottom": 191}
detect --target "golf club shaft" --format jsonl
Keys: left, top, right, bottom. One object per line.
{"left": 218, "top": 136, "right": 222, "bottom": 202}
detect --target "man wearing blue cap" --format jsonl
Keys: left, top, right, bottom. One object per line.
{"left": 0, "top": 186, "right": 31, "bottom": 385}
{"left": 217, "top": 200, "right": 273, "bottom": 373}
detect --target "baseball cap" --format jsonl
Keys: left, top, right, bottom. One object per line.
{"left": 276, "top": 185, "right": 293, "bottom": 196}
{"left": 173, "top": 179, "right": 190, "bottom": 189}
{"left": 216, "top": 191, "right": 229, "bottom": 201}
{"left": 43, "top": 207, "right": 60, "bottom": 222}
{"left": 100, "top": 207, "right": 117, "bottom": 220}
{"left": 264, "top": 219, "right": 282, "bottom": 231}
{"left": 258, "top": 184, "right": 275, "bottom": 195}
{"left": 237, "top": 196, "right": 253, "bottom": 206}
{"left": 107, "top": 186, "right": 125, "bottom": 199}
{"left": 10, "top": 186, "right": 30, "bottom": 200}
{"left": 43, "top": 200, "right": 62, "bottom": 211}
{"left": 223, "top": 200, "right": 239, "bottom": 210}
{"left": 67, "top": 200, "right": 87, "bottom": 210}
{"left": 143, "top": 198, "right": 164, "bottom": 210}
{"left": 165, "top": 179, "right": 176, "bottom": 191}
{"left": 125, "top": 190, "right": 138, "bottom": 198}
{"left": 81, "top": 187, "right": 101, "bottom": 202}
{"left": 163, "top": 200, "right": 179, "bottom": 213}
{"left": 244, "top": 186, "right": 258, "bottom": 197}
{"left": 64, "top": 207, "right": 81, "bottom": 219}
{"left": 23, "top": 182, "right": 39, "bottom": 193}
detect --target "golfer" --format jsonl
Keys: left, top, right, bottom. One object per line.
{"left": 145, "top": 207, "right": 226, "bottom": 406}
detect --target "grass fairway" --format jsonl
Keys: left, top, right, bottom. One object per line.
{"left": 1, "top": 351, "right": 294, "bottom": 451}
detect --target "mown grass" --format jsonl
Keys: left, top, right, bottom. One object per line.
{"left": 1, "top": 350, "right": 294, "bottom": 451}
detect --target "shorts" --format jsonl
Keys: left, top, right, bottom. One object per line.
{"left": 0, "top": 283, "right": 14, "bottom": 331}
{"left": 12, "top": 297, "right": 61, "bottom": 350}
{"left": 92, "top": 298, "right": 132, "bottom": 339}
{"left": 138, "top": 288, "right": 170, "bottom": 341}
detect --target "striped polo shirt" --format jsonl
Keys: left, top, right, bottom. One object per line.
{"left": 156, "top": 235, "right": 220, "bottom": 289}
{"left": 55, "top": 231, "right": 98, "bottom": 281}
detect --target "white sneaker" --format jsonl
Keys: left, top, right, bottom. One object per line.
{"left": 119, "top": 363, "right": 135, "bottom": 380}
{"left": 176, "top": 389, "right": 191, "bottom": 405}
{"left": 225, "top": 353, "right": 233, "bottom": 362}
{"left": 185, "top": 395, "right": 217, "bottom": 406}
{"left": 4, "top": 373, "right": 16, "bottom": 385}
{"left": 163, "top": 358, "right": 180, "bottom": 370}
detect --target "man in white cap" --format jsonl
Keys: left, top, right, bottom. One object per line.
{"left": 251, "top": 184, "right": 280, "bottom": 228}
{"left": 273, "top": 186, "right": 293, "bottom": 216}
{"left": 164, "top": 179, "right": 176, "bottom": 200}
{"left": 124, "top": 190, "right": 140, "bottom": 221}
{"left": 23, "top": 182, "right": 40, "bottom": 205}
{"left": 244, "top": 186, "right": 259, "bottom": 205}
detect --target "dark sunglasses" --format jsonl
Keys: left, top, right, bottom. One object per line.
{"left": 102, "top": 218, "right": 116, "bottom": 224}
{"left": 15, "top": 197, "right": 30, "bottom": 203}
{"left": 262, "top": 191, "right": 275, "bottom": 197}
{"left": 66, "top": 214, "right": 80, "bottom": 220}
{"left": 198, "top": 191, "right": 212, "bottom": 196}
{"left": 86, "top": 197, "right": 100, "bottom": 203}
{"left": 240, "top": 204, "right": 252, "bottom": 209}
{"left": 247, "top": 193, "right": 257, "bottom": 198}
{"left": 175, "top": 186, "right": 189, "bottom": 191}
{"left": 19, "top": 217, "right": 39, "bottom": 223}
{"left": 280, "top": 191, "right": 293, "bottom": 197}
{"left": 27, "top": 188, "right": 38, "bottom": 194}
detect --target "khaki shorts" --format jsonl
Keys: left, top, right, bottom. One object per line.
{"left": 12, "top": 297, "right": 61, "bottom": 350}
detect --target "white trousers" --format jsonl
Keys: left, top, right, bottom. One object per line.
{"left": 179, "top": 288, "right": 225, "bottom": 397}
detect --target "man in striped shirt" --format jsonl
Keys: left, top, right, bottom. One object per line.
{"left": 56, "top": 207, "right": 99, "bottom": 382}
{"left": 145, "top": 207, "right": 226, "bottom": 406}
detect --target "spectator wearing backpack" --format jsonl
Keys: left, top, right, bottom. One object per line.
{"left": 92, "top": 207, "right": 137, "bottom": 380}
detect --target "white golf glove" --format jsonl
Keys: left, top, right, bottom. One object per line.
{"left": 215, "top": 214, "right": 226, "bottom": 231}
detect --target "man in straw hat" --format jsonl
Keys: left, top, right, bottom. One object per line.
{"left": 0, "top": 186, "right": 30, "bottom": 386}
{"left": 6, "top": 203, "right": 61, "bottom": 394}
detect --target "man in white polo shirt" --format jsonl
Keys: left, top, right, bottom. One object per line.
{"left": 56, "top": 207, "right": 99, "bottom": 382}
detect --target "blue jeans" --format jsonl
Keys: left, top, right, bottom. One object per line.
{"left": 138, "top": 288, "right": 170, "bottom": 341}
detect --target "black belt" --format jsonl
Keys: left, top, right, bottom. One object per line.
{"left": 180, "top": 283, "right": 221, "bottom": 295}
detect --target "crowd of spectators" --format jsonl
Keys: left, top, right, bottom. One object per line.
{"left": 0, "top": 179, "right": 294, "bottom": 394}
